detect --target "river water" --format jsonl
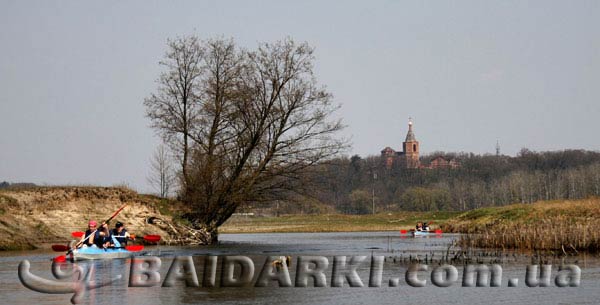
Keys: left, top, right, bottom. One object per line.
{"left": 1, "top": 232, "right": 599, "bottom": 304}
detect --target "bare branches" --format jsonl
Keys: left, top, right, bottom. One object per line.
{"left": 148, "top": 145, "right": 176, "bottom": 198}
{"left": 144, "top": 36, "right": 347, "bottom": 241}
{"left": 144, "top": 36, "right": 205, "bottom": 185}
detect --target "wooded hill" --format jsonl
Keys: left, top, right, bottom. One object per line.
{"left": 270, "top": 149, "right": 600, "bottom": 214}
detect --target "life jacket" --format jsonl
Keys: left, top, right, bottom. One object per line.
{"left": 94, "top": 230, "right": 111, "bottom": 248}
{"left": 84, "top": 229, "right": 95, "bottom": 246}
{"left": 111, "top": 228, "right": 128, "bottom": 246}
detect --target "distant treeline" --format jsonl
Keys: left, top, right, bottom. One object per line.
{"left": 0, "top": 182, "right": 37, "bottom": 190}
{"left": 300, "top": 149, "right": 600, "bottom": 214}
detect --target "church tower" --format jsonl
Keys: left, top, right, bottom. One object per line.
{"left": 402, "top": 118, "right": 420, "bottom": 168}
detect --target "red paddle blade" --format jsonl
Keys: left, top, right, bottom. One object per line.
{"left": 400, "top": 230, "right": 407, "bottom": 234}
{"left": 125, "top": 245, "right": 144, "bottom": 252}
{"left": 434, "top": 229, "right": 442, "bottom": 234}
{"left": 71, "top": 231, "right": 85, "bottom": 238}
{"left": 143, "top": 235, "right": 161, "bottom": 243}
{"left": 53, "top": 255, "right": 67, "bottom": 262}
{"left": 52, "top": 245, "right": 70, "bottom": 252}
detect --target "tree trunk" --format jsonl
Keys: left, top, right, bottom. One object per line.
{"left": 181, "top": 213, "right": 220, "bottom": 245}
{"left": 190, "top": 223, "right": 219, "bottom": 245}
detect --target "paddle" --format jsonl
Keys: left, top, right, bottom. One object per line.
{"left": 103, "top": 245, "right": 145, "bottom": 252}
{"left": 52, "top": 245, "right": 70, "bottom": 252}
{"left": 424, "top": 221, "right": 442, "bottom": 234}
{"left": 53, "top": 255, "right": 67, "bottom": 263}
{"left": 71, "top": 231, "right": 84, "bottom": 238}
{"left": 143, "top": 235, "right": 161, "bottom": 243}
{"left": 123, "top": 245, "right": 144, "bottom": 252}
{"left": 52, "top": 204, "right": 128, "bottom": 261}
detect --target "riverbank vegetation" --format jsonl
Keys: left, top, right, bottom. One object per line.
{"left": 2, "top": 186, "right": 600, "bottom": 252}
{"left": 443, "top": 197, "right": 600, "bottom": 253}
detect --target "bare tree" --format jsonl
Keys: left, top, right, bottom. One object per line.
{"left": 148, "top": 145, "right": 175, "bottom": 198}
{"left": 144, "top": 36, "right": 204, "bottom": 187}
{"left": 145, "top": 36, "right": 347, "bottom": 243}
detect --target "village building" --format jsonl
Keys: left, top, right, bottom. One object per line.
{"left": 429, "top": 155, "right": 460, "bottom": 169}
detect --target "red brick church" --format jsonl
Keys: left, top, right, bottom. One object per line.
{"left": 381, "top": 118, "right": 459, "bottom": 169}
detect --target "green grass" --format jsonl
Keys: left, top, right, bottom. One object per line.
{"left": 220, "top": 211, "right": 461, "bottom": 233}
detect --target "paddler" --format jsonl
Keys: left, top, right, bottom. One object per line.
{"left": 94, "top": 223, "right": 112, "bottom": 248}
{"left": 78, "top": 220, "right": 98, "bottom": 247}
{"left": 111, "top": 221, "right": 133, "bottom": 246}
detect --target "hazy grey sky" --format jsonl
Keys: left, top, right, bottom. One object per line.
{"left": 1, "top": 1, "right": 599, "bottom": 193}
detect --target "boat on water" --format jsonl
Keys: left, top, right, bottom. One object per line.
{"left": 70, "top": 246, "right": 137, "bottom": 261}
{"left": 410, "top": 229, "right": 442, "bottom": 237}
{"left": 67, "top": 238, "right": 144, "bottom": 261}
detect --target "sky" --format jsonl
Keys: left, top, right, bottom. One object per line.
{"left": 1, "top": 0, "right": 599, "bottom": 193}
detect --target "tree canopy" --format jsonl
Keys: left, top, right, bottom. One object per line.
{"left": 145, "top": 36, "right": 347, "bottom": 243}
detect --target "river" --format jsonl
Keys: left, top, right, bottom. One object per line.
{"left": 1, "top": 232, "right": 599, "bottom": 304}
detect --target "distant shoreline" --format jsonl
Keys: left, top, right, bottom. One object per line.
{"left": 222, "top": 198, "right": 600, "bottom": 253}
{"left": 2, "top": 186, "right": 599, "bottom": 253}
{"left": 220, "top": 212, "right": 458, "bottom": 234}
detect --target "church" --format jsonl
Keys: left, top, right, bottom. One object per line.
{"left": 380, "top": 118, "right": 459, "bottom": 169}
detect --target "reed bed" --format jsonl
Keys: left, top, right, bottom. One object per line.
{"left": 444, "top": 198, "right": 600, "bottom": 253}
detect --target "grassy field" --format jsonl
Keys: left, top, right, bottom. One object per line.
{"left": 220, "top": 211, "right": 461, "bottom": 233}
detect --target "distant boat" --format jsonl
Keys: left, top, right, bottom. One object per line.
{"left": 410, "top": 229, "right": 442, "bottom": 237}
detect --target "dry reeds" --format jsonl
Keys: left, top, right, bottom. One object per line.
{"left": 449, "top": 198, "right": 600, "bottom": 253}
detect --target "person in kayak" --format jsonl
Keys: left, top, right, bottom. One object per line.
{"left": 77, "top": 220, "right": 98, "bottom": 248}
{"left": 111, "top": 221, "right": 133, "bottom": 246}
{"left": 94, "top": 223, "right": 112, "bottom": 248}
{"left": 416, "top": 222, "right": 423, "bottom": 231}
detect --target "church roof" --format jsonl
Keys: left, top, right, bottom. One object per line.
{"left": 405, "top": 120, "right": 417, "bottom": 142}
{"left": 405, "top": 130, "right": 416, "bottom": 142}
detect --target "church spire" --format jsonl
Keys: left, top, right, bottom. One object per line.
{"left": 405, "top": 117, "right": 416, "bottom": 142}
{"left": 402, "top": 116, "right": 420, "bottom": 168}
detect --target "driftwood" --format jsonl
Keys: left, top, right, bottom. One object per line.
{"left": 146, "top": 216, "right": 213, "bottom": 245}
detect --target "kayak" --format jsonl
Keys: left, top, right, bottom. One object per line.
{"left": 411, "top": 230, "right": 442, "bottom": 237}
{"left": 70, "top": 246, "right": 135, "bottom": 261}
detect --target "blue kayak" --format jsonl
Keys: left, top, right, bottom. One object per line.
{"left": 69, "top": 236, "right": 136, "bottom": 261}
{"left": 70, "top": 246, "right": 134, "bottom": 261}
{"left": 411, "top": 230, "right": 442, "bottom": 237}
